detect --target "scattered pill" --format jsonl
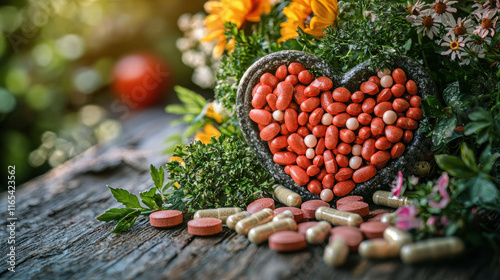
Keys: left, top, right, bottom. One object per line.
{"left": 248, "top": 218, "right": 297, "bottom": 244}
{"left": 372, "top": 190, "right": 410, "bottom": 208}
{"left": 306, "top": 221, "right": 331, "bottom": 244}
{"left": 324, "top": 239, "right": 349, "bottom": 267}
{"left": 330, "top": 226, "right": 364, "bottom": 251}
{"left": 383, "top": 110, "right": 397, "bottom": 125}
{"left": 247, "top": 198, "right": 275, "bottom": 214}
{"left": 306, "top": 148, "right": 315, "bottom": 159}
{"left": 359, "top": 239, "right": 399, "bottom": 259}
{"left": 321, "top": 113, "right": 333, "bottom": 125}
{"left": 273, "top": 184, "right": 302, "bottom": 207}
{"left": 302, "top": 200, "right": 330, "bottom": 219}
{"left": 298, "top": 221, "right": 319, "bottom": 235}
{"left": 304, "top": 134, "right": 318, "bottom": 148}
{"left": 336, "top": 195, "right": 363, "bottom": 208}
{"left": 384, "top": 226, "right": 413, "bottom": 248}
{"left": 149, "top": 210, "right": 183, "bottom": 228}
{"left": 320, "top": 189, "right": 334, "bottom": 202}
{"left": 380, "top": 212, "right": 397, "bottom": 224}
{"left": 380, "top": 75, "right": 394, "bottom": 88}
{"left": 349, "top": 156, "right": 363, "bottom": 170}
{"left": 187, "top": 217, "right": 223, "bottom": 236}
{"left": 346, "top": 117, "right": 359, "bottom": 130}
{"left": 227, "top": 211, "right": 251, "bottom": 230}
{"left": 377, "top": 68, "right": 391, "bottom": 78}
{"left": 337, "top": 201, "right": 370, "bottom": 217}
{"left": 274, "top": 207, "right": 304, "bottom": 223}
{"left": 193, "top": 207, "right": 242, "bottom": 223}
{"left": 360, "top": 221, "right": 391, "bottom": 239}
{"left": 315, "top": 206, "right": 363, "bottom": 227}
{"left": 236, "top": 208, "right": 275, "bottom": 235}
{"left": 352, "top": 144, "right": 362, "bottom": 156}
{"left": 269, "top": 231, "right": 307, "bottom": 252}
{"left": 400, "top": 237, "right": 464, "bottom": 264}
{"left": 273, "top": 110, "right": 284, "bottom": 121}
{"left": 273, "top": 210, "right": 295, "bottom": 222}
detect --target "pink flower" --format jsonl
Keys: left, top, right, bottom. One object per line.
{"left": 395, "top": 205, "right": 421, "bottom": 230}
{"left": 441, "top": 33, "right": 470, "bottom": 61}
{"left": 391, "top": 171, "right": 404, "bottom": 198}
{"left": 409, "top": 175, "right": 419, "bottom": 186}
{"left": 428, "top": 172, "right": 451, "bottom": 208}
{"left": 473, "top": 9, "right": 498, "bottom": 38}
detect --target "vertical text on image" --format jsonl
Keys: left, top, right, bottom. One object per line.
{"left": 7, "top": 165, "right": 17, "bottom": 272}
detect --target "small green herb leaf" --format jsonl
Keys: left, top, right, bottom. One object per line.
{"left": 107, "top": 186, "right": 143, "bottom": 209}
{"left": 96, "top": 208, "right": 137, "bottom": 222}
{"left": 460, "top": 143, "right": 478, "bottom": 172}
{"left": 140, "top": 188, "right": 161, "bottom": 211}
{"left": 112, "top": 210, "right": 141, "bottom": 233}
{"left": 435, "top": 154, "right": 476, "bottom": 178}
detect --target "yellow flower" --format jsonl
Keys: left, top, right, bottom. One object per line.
{"left": 279, "top": 0, "right": 338, "bottom": 42}
{"left": 168, "top": 157, "right": 184, "bottom": 188}
{"left": 194, "top": 123, "right": 221, "bottom": 144}
{"left": 206, "top": 103, "right": 224, "bottom": 123}
{"left": 202, "top": 0, "right": 272, "bottom": 57}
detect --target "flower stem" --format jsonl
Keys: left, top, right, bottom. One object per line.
{"left": 418, "top": 33, "right": 430, "bottom": 71}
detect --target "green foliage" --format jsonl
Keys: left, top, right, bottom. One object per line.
{"left": 165, "top": 135, "right": 275, "bottom": 212}
{"left": 96, "top": 165, "right": 168, "bottom": 233}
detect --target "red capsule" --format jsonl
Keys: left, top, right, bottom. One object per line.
{"left": 290, "top": 166, "right": 309, "bottom": 186}
{"left": 260, "top": 73, "right": 279, "bottom": 88}
{"left": 275, "top": 65, "right": 288, "bottom": 80}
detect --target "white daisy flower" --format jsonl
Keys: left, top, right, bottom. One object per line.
{"left": 407, "top": 0, "right": 427, "bottom": 16}
{"left": 441, "top": 33, "right": 469, "bottom": 61}
{"left": 412, "top": 12, "right": 443, "bottom": 39}
{"left": 429, "top": 0, "right": 458, "bottom": 23}
{"left": 472, "top": 1, "right": 499, "bottom": 19}
{"left": 445, "top": 16, "right": 474, "bottom": 36}
{"left": 473, "top": 9, "right": 499, "bottom": 38}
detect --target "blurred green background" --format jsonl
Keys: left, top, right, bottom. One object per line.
{"left": 0, "top": 0, "right": 207, "bottom": 191}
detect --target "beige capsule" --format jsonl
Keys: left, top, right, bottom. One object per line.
{"left": 235, "top": 208, "right": 275, "bottom": 235}
{"left": 400, "top": 237, "right": 464, "bottom": 264}
{"left": 359, "top": 239, "right": 400, "bottom": 259}
{"left": 248, "top": 218, "right": 297, "bottom": 244}
{"left": 372, "top": 191, "right": 410, "bottom": 208}
{"left": 380, "top": 212, "right": 397, "bottom": 224}
{"left": 324, "top": 239, "right": 349, "bottom": 267}
{"left": 315, "top": 206, "right": 363, "bottom": 227}
{"left": 193, "top": 207, "right": 242, "bottom": 223}
{"left": 384, "top": 226, "right": 413, "bottom": 248}
{"left": 272, "top": 210, "right": 295, "bottom": 222}
{"left": 227, "top": 211, "right": 251, "bottom": 230}
{"left": 306, "top": 221, "right": 332, "bottom": 244}
{"left": 273, "top": 184, "right": 302, "bottom": 207}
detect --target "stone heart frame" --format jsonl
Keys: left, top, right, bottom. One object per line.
{"left": 236, "top": 50, "right": 435, "bottom": 203}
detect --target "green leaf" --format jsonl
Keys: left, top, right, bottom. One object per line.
{"left": 431, "top": 116, "right": 462, "bottom": 151}
{"left": 112, "top": 210, "right": 141, "bottom": 233}
{"left": 470, "top": 177, "right": 499, "bottom": 203}
{"left": 460, "top": 143, "right": 478, "bottom": 172}
{"left": 140, "top": 188, "right": 161, "bottom": 210}
{"left": 165, "top": 104, "right": 189, "bottom": 115}
{"left": 469, "top": 107, "right": 491, "bottom": 122}
{"left": 96, "top": 208, "right": 137, "bottom": 222}
{"left": 435, "top": 155, "right": 476, "bottom": 177}
{"left": 150, "top": 165, "right": 164, "bottom": 190}
{"left": 442, "top": 81, "right": 468, "bottom": 118}
{"left": 479, "top": 145, "right": 499, "bottom": 173}
{"left": 108, "top": 186, "right": 143, "bottom": 209}
{"left": 422, "top": 96, "right": 448, "bottom": 118}
{"left": 174, "top": 86, "right": 207, "bottom": 108}
{"left": 464, "top": 120, "right": 492, "bottom": 136}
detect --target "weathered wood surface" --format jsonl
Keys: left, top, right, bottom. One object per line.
{"left": 1, "top": 108, "right": 499, "bottom": 280}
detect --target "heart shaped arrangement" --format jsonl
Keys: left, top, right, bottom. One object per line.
{"left": 237, "top": 51, "right": 435, "bottom": 203}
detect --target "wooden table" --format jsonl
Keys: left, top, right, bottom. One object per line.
{"left": 1, "top": 108, "right": 499, "bottom": 279}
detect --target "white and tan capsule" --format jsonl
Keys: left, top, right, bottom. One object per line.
{"left": 315, "top": 206, "right": 363, "bottom": 227}
{"left": 372, "top": 191, "right": 410, "bottom": 208}
{"left": 193, "top": 207, "right": 242, "bottom": 223}
{"left": 248, "top": 218, "right": 297, "bottom": 244}
{"left": 227, "top": 211, "right": 251, "bottom": 230}
{"left": 384, "top": 226, "right": 412, "bottom": 248}
{"left": 324, "top": 239, "right": 349, "bottom": 267}
{"left": 380, "top": 212, "right": 397, "bottom": 224}
{"left": 400, "top": 237, "right": 464, "bottom": 264}
{"left": 235, "top": 208, "right": 274, "bottom": 235}
{"left": 273, "top": 184, "right": 302, "bottom": 207}
{"left": 358, "top": 239, "right": 399, "bottom": 259}
{"left": 306, "top": 221, "right": 331, "bottom": 244}
{"left": 272, "top": 210, "right": 294, "bottom": 222}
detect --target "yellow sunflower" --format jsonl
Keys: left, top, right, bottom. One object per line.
{"left": 279, "top": 0, "right": 338, "bottom": 42}
{"left": 194, "top": 123, "right": 221, "bottom": 144}
{"left": 202, "top": 0, "right": 272, "bottom": 57}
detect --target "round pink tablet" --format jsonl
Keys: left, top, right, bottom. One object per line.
{"left": 149, "top": 210, "right": 183, "bottom": 228}
{"left": 187, "top": 217, "right": 223, "bottom": 236}
{"left": 269, "top": 231, "right": 307, "bottom": 252}
{"left": 337, "top": 201, "right": 370, "bottom": 217}
{"left": 247, "top": 198, "right": 275, "bottom": 214}
{"left": 274, "top": 207, "right": 304, "bottom": 223}
{"left": 301, "top": 200, "right": 330, "bottom": 219}
{"left": 336, "top": 195, "right": 364, "bottom": 208}
{"left": 360, "top": 221, "right": 391, "bottom": 239}
{"left": 330, "top": 226, "right": 364, "bottom": 251}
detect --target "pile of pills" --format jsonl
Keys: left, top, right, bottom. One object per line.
{"left": 148, "top": 184, "right": 464, "bottom": 266}
{"left": 249, "top": 63, "right": 423, "bottom": 200}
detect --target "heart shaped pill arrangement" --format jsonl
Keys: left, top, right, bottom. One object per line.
{"left": 237, "top": 51, "right": 435, "bottom": 203}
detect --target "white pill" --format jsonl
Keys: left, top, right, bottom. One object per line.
{"left": 304, "top": 135, "right": 317, "bottom": 148}
{"left": 273, "top": 110, "right": 284, "bottom": 121}
{"left": 383, "top": 110, "right": 397, "bottom": 125}
{"left": 380, "top": 75, "right": 394, "bottom": 88}
{"left": 346, "top": 118, "right": 359, "bottom": 130}
{"left": 306, "top": 148, "right": 315, "bottom": 159}
{"left": 352, "top": 144, "right": 362, "bottom": 156}
{"left": 320, "top": 189, "right": 334, "bottom": 202}
{"left": 349, "top": 156, "right": 363, "bottom": 170}
{"left": 321, "top": 113, "right": 333, "bottom": 125}
{"left": 377, "top": 68, "right": 391, "bottom": 78}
